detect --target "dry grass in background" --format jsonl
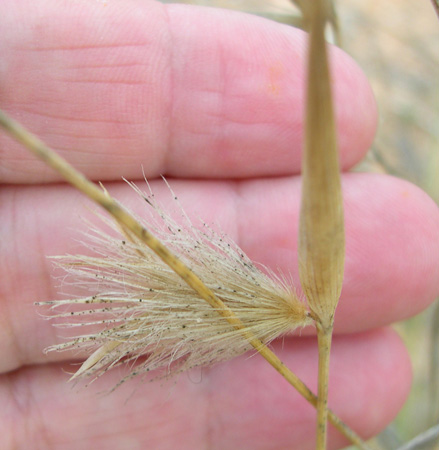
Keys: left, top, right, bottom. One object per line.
{"left": 338, "top": 1, "right": 439, "bottom": 445}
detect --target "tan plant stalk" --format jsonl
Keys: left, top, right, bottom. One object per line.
{"left": 291, "top": 0, "right": 341, "bottom": 45}
{"left": 299, "top": 0, "right": 346, "bottom": 448}
{"left": 0, "top": 108, "right": 369, "bottom": 448}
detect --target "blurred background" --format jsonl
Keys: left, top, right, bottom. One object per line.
{"left": 159, "top": 1, "right": 439, "bottom": 448}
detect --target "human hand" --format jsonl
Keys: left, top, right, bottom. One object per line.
{"left": 1, "top": 1, "right": 439, "bottom": 449}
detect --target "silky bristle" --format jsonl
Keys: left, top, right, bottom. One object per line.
{"left": 39, "top": 182, "right": 312, "bottom": 387}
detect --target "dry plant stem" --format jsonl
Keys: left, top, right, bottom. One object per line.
{"left": 316, "top": 323, "right": 333, "bottom": 450}
{"left": 299, "top": 0, "right": 345, "bottom": 448}
{"left": 0, "top": 109, "right": 369, "bottom": 449}
{"left": 291, "top": 0, "right": 342, "bottom": 46}
{"left": 397, "top": 424, "right": 439, "bottom": 450}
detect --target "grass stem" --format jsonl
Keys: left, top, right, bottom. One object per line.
{"left": 316, "top": 322, "right": 334, "bottom": 449}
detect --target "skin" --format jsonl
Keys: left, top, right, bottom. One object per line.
{"left": 1, "top": 0, "right": 439, "bottom": 449}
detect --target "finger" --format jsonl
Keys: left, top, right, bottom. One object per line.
{"left": 0, "top": 328, "right": 411, "bottom": 450}
{"left": 0, "top": 0, "right": 376, "bottom": 184}
{"left": 1, "top": 173, "right": 437, "bottom": 372}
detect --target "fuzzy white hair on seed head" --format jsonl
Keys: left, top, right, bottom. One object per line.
{"left": 38, "top": 180, "right": 312, "bottom": 388}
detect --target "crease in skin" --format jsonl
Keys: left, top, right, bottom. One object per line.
{"left": 57, "top": 79, "right": 153, "bottom": 87}
{"left": 17, "top": 109, "right": 137, "bottom": 125}
{"left": 22, "top": 43, "right": 152, "bottom": 52}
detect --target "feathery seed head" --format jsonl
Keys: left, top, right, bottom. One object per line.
{"left": 38, "top": 182, "right": 312, "bottom": 387}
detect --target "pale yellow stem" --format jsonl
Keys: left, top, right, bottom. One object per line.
{"left": 316, "top": 322, "right": 333, "bottom": 450}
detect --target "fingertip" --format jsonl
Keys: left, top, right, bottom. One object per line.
{"left": 166, "top": 5, "right": 378, "bottom": 175}
{"left": 331, "top": 46, "right": 378, "bottom": 168}
{"left": 328, "top": 328, "right": 412, "bottom": 444}
{"left": 339, "top": 174, "right": 439, "bottom": 331}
